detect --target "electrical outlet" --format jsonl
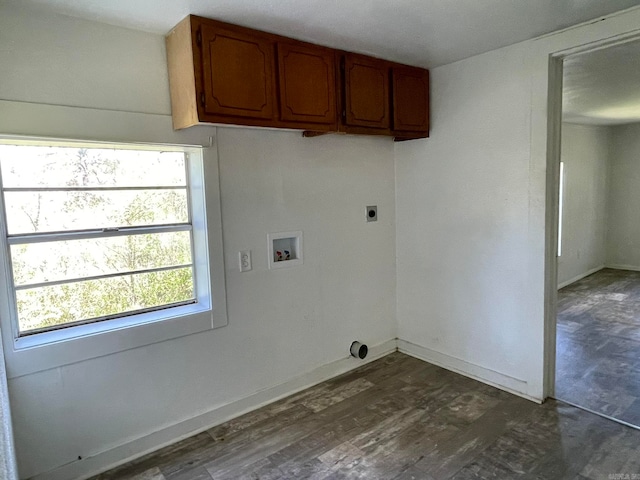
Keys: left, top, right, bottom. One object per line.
{"left": 366, "top": 205, "right": 377, "bottom": 222}
{"left": 239, "top": 250, "right": 252, "bottom": 272}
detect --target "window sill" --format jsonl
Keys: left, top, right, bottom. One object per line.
{"left": 5, "top": 303, "right": 223, "bottom": 379}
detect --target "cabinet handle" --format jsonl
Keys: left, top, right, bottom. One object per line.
{"left": 200, "top": 92, "right": 206, "bottom": 107}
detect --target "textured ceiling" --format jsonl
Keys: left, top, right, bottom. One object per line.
{"left": 8, "top": 0, "right": 640, "bottom": 68}
{"left": 563, "top": 40, "right": 640, "bottom": 126}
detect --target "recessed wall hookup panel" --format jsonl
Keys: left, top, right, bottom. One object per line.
{"left": 268, "top": 231, "right": 303, "bottom": 269}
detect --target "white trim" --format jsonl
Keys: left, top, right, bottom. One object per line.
{"left": 0, "top": 100, "right": 213, "bottom": 148}
{"left": 16, "top": 264, "right": 193, "bottom": 291}
{"left": 7, "top": 224, "right": 192, "bottom": 245}
{"left": 605, "top": 264, "right": 640, "bottom": 272}
{"left": 557, "top": 161, "right": 565, "bottom": 257}
{"left": 8, "top": 305, "right": 213, "bottom": 371}
{"left": 0, "top": 329, "right": 18, "bottom": 480}
{"left": 0, "top": 146, "right": 218, "bottom": 378}
{"left": 31, "top": 338, "right": 398, "bottom": 480}
{"left": 542, "top": 53, "right": 564, "bottom": 401}
{"left": 554, "top": 396, "right": 640, "bottom": 432}
{"left": 557, "top": 265, "right": 605, "bottom": 289}
{"left": 0, "top": 109, "right": 228, "bottom": 378}
{"left": 397, "top": 339, "right": 540, "bottom": 403}
{"left": 541, "top": 20, "right": 640, "bottom": 400}
{"left": 3, "top": 186, "right": 187, "bottom": 192}
{"left": 199, "top": 142, "right": 228, "bottom": 332}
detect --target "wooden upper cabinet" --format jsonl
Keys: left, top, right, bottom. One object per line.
{"left": 166, "top": 15, "right": 428, "bottom": 139}
{"left": 277, "top": 42, "right": 336, "bottom": 126}
{"left": 342, "top": 54, "right": 390, "bottom": 130}
{"left": 200, "top": 23, "right": 276, "bottom": 120}
{"left": 392, "top": 66, "right": 429, "bottom": 134}
{"left": 166, "top": 16, "right": 279, "bottom": 129}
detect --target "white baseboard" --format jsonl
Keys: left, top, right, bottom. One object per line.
{"left": 30, "top": 337, "right": 542, "bottom": 479}
{"left": 397, "top": 339, "right": 541, "bottom": 404}
{"left": 606, "top": 264, "right": 640, "bottom": 272}
{"left": 557, "top": 264, "right": 605, "bottom": 289}
{"left": 31, "top": 338, "right": 398, "bottom": 480}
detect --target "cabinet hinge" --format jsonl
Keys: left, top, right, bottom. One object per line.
{"left": 200, "top": 92, "right": 206, "bottom": 107}
{"left": 196, "top": 30, "right": 202, "bottom": 47}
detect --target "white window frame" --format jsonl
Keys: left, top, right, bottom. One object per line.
{"left": 0, "top": 137, "right": 228, "bottom": 378}
{"left": 557, "top": 161, "right": 565, "bottom": 257}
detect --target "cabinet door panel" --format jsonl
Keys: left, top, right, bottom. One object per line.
{"left": 200, "top": 24, "right": 276, "bottom": 120}
{"left": 278, "top": 43, "right": 336, "bottom": 124}
{"left": 392, "top": 67, "right": 429, "bottom": 133}
{"left": 343, "top": 54, "right": 389, "bottom": 129}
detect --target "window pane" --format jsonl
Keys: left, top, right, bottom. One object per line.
{"left": 0, "top": 146, "right": 186, "bottom": 188}
{"left": 4, "top": 189, "right": 188, "bottom": 234}
{"left": 11, "top": 231, "right": 193, "bottom": 286}
{"left": 0, "top": 142, "right": 202, "bottom": 337}
{"left": 16, "top": 267, "right": 195, "bottom": 333}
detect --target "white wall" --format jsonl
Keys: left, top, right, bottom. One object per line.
{"left": 606, "top": 123, "right": 640, "bottom": 269}
{"left": 553, "top": 122, "right": 640, "bottom": 280}
{"left": 4, "top": 1, "right": 640, "bottom": 477}
{"left": 0, "top": 329, "right": 18, "bottom": 480}
{"left": 0, "top": 5, "right": 397, "bottom": 478}
{"left": 0, "top": 4, "right": 170, "bottom": 116}
{"left": 557, "top": 124, "right": 611, "bottom": 287}
{"left": 395, "top": 42, "right": 538, "bottom": 397}
{"left": 395, "top": 7, "right": 640, "bottom": 401}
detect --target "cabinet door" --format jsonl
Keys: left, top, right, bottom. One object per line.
{"left": 343, "top": 54, "right": 390, "bottom": 129}
{"left": 392, "top": 66, "right": 429, "bottom": 133}
{"left": 200, "top": 24, "right": 276, "bottom": 120}
{"left": 278, "top": 42, "right": 336, "bottom": 125}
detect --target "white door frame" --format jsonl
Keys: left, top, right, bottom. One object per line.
{"left": 543, "top": 32, "right": 640, "bottom": 399}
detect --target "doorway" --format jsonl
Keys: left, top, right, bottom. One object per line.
{"left": 552, "top": 39, "right": 640, "bottom": 427}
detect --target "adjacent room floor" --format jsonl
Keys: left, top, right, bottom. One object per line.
{"left": 556, "top": 268, "right": 640, "bottom": 427}
{"left": 94, "top": 352, "right": 640, "bottom": 480}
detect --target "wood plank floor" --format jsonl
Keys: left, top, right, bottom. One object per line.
{"left": 556, "top": 268, "right": 640, "bottom": 426}
{"left": 93, "top": 352, "right": 640, "bottom": 480}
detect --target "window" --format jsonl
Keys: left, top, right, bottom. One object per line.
{"left": 0, "top": 144, "right": 197, "bottom": 335}
{"left": 558, "top": 161, "right": 565, "bottom": 257}
{"left": 0, "top": 138, "right": 227, "bottom": 377}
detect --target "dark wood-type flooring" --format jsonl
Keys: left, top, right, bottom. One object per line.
{"left": 556, "top": 268, "right": 640, "bottom": 426}
{"left": 93, "top": 351, "right": 640, "bottom": 480}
